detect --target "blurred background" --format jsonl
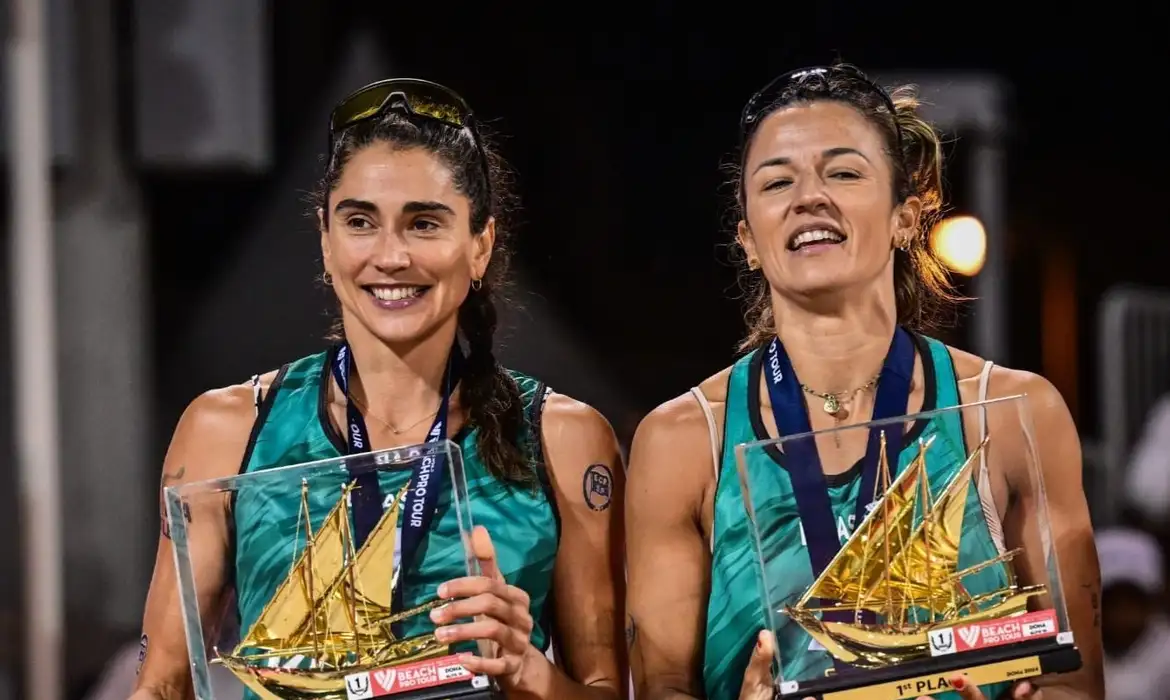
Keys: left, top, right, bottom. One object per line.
{"left": 3, "top": 0, "right": 1170, "bottom": 698}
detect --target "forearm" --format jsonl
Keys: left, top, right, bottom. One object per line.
{"left": 509, "top": 650, "right": 624, "bottom": 700}
{"left": 128, "top": 681, "right": 188, "bottom": 700}
{"left": 637, "top": 673, "right": 705, "bottom": 700}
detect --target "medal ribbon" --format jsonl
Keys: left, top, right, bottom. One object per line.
{"left": 762, "top": 327, "right": 915, "bottom": 635}
{"left": 331, "top": 342, "right": 461, "bottom": 624}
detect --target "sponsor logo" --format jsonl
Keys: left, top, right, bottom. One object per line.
{"left": 930, "top": 609, "right": 1060, "bottom": 657}
{"left": 359, "top": 654, "right": 471, "bottom": 696}
{"left": 928, "top": 628, "right": 956, "bottom": 656}
{"left": 958, "top": 624, "right": 982, "bottom": 647}
{"left": 345, "top": 672, "right": 373, "bottom": 700}
{"left": 373, "top": 668, "right": 396, "bottom": 691}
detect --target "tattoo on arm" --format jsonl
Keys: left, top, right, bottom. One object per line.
{"left": 582, "top": 464, "right": 614, "bottom": 512}
{"left": 159, "top": 466, "right": 192, "bottom": 539}
{"left": 159, "top": 502, "right": 193, "bottom": 540}
{"left": 137, "top": 633, "right": 148, "bottom": 675}
{"left": 1083, "top": 582, "right": 1101, "bottom": 628}
{"left": 625, "top": 614, "right": 637, "bottom": 649}
{"left": 161, "top": 465, "right": 187, "bottom": 487}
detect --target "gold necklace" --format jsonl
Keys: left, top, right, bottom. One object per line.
{"left": 349, "top": 395, "right": 442, "bottom": 435}
{"left": 799, "top": 374, "right": 881, "bottom": 416}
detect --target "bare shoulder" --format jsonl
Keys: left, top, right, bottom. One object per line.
{"left": 696, "top": 365, "right": 735, "bottom": 406}
{"left": 634, "top": 364, "right": 733, "bottom": 454}
{"left": 627, "top": 364, "right": 735, "bottom": 517}
{"left": 948, "top": 345, "right": 1069, "bottom": 415}
{"left": 537, "top": 392, "right": 623, "bottom": 514}
{"left": 541, "top": 391, "right": 619, "bottom": 449}
{"left": 946, "top": 345, "right": 1078, "bottom": 488}
{"left": 165, "top": 369, "right": 282, "bottom": 482}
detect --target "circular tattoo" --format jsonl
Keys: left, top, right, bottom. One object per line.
{"left": 583, "top": 464, "right": 614, "bottom": 512}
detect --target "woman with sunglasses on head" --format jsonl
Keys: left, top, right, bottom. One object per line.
{"left": 132, "top": 80, "right": 627, "bottom": 700}
{"left": 625, "top": 65, "right": 1102, "bottom": 700}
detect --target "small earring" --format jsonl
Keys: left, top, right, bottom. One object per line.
{"left": 322, "top": 271, "right": 333, "bottom": 285}
{"left": 470, "top": 278, "right": 483, "bottom": 292}
{"left": 747, "top": 256, "right": 761, "bottom": 271}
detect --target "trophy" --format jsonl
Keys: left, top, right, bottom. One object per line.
{"left": 735, "top": 396, "right": 1082, "bottom": 700}
{"left": 165, "top": 440, "right": 501, "bottom": 700}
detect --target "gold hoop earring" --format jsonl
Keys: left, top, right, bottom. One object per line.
{"left": 322, "top": 271, "right": 333, "bottom": 285}
{"left": 471, "top": 278, "right": 483, "bottom": 292}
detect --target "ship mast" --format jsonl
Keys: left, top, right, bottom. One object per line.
{"left": 921, "top": 438, "right": 934, "bottom": 623}
{"left": 299, "top": 479, "right": 320, "bottom": 664}
{"left": 341, "top": 483, "right": 362, "bottom": 662}
{"left": 879, "top": 432, "right": 895, "bottom": 625}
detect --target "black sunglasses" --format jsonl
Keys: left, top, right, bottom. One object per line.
{"left": 739, "top": 65, "right": 903, "bottom": 150}
{"left": 328, "top": 78, "right": 492, "bottom": 200}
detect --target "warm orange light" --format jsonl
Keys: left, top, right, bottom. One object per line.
{"left": 931, "top": 216, "right": 987, "bottom": 276}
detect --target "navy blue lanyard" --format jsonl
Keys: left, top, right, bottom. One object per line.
{"left": 330, "top": 342, "right": 460, "bottom": 616}
{"left": 762, "top": 328, "right": 915, "bottom": 629}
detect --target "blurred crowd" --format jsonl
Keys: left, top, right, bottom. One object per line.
{"left": 1103, "top": 394, "right": 1170, "bottom": 700}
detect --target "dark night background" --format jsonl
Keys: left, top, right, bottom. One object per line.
{"left": 147, "top": 5, "right": 1164, "bottom": 445}
{"left": 1, "top": 2, "right": 1164, "bottom": 696}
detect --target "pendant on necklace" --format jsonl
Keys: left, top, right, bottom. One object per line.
{"left": 823, "top": 395, "right": 841, "bottom": 415}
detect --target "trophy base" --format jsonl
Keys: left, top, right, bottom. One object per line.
{"left": 344, "top": 653, "right": 503, "bottom": 700}
{"left": 777, "top": 637, "right": 1082, "bottom": 700}
{"left": 372, "top": 679, "right": 501, "bottom": 700}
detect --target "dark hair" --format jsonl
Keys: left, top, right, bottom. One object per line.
{"left": 732, "top": 64, "right": 962, "bottom": 352}
{"left": 312, "top": 110, "right": 532, "bottom": 484}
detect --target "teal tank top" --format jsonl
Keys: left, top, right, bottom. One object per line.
{"left": 229, "top": 349, "right": 560, "bottom": 696}
{"left": 703, "top": 334, "right": 1010, "bottom": 700}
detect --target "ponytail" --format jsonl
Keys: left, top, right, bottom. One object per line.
{"left": 457, "top": 283, "right": 530, "bottom": 483}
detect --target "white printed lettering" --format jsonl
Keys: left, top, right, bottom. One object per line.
{"left": 410, "top": 455, "right": 435, "bottom": 527}
{"left": 768, "top": 352, "right": 784, "bottom": 384}
{"left": 797, "top": 515, "right": 862, "bottom": 547}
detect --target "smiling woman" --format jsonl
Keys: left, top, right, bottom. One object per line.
{"left": 131, "top": 79, "right": 628, "bottom": 700}
{"left": 626, "top": 64, "right": 1102, "bottom": 700}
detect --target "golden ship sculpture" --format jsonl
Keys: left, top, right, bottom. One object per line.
{"left": 214, "top": 480, "right": 449, "bottom": 699}
{"left": 782, "top": 433, "right": 1047, "bottom": 670}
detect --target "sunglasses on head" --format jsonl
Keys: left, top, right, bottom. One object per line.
{"left": 739, "top": 65, "right": 903, "bottom": 150}
{"left": 328, "top": 78, "right": 492, "bottom": 200}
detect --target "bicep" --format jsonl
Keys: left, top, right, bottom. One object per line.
{"left": 135, "top": 391, "right": 251, "bottom": 693}
{"left": 543, "top": 398, "right": 628, "bottom": 693}
{"left": 625, "top": 415, "right": 711, "bottom": 698}
{"left": 1002, "top": 380, "right": 1103, "bottom": 696}
{"left": 137, "top": 498, "right": 231, "bottom": 691}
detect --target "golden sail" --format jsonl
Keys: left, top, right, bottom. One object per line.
{"left": 215, "top": 479, "right": 449, "bottom": 699}
{"left": 782, "top": 433, "right": 1046, "bottom": 669}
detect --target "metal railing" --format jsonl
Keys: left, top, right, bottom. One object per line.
{"left": 1096, "top": 285, "right": 1170, "bottom": 522}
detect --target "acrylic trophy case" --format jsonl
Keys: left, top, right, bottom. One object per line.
{"left": 735, "top": 396, "right": 1081, "bottom": 700}
{"left": 164, "top": 440, "right": 501, "bottom": 700}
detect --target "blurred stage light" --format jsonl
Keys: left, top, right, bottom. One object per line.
{"left": 930, "top": 215, "right": 987, "bottom": 276}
